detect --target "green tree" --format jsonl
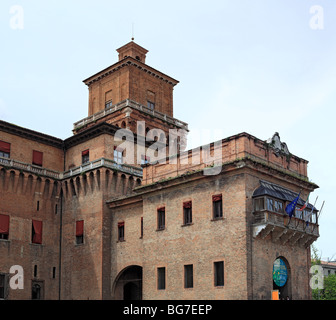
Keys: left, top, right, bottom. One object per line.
{"left": 311, "top": 245, "right": 336, "bottom": 300}
{"left": 322, "top": 274, "right": 336, "bottom": 300}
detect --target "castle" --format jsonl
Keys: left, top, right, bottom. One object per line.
{"left": 0, "top": 41, "right": 319, "bottom": 300}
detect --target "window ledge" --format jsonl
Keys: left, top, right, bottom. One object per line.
{"left": 75, "top": 243, "right": 84, "bottom": 247}
{"left": 156, "top": 227, "right": 165, "bottom": 232}
{"left": 211, "top": 217, "right": 224, "bottom": 222}
{"left": 181, "top": 223, "right": 194, "bottom": 227}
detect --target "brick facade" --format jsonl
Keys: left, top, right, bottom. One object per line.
{"left": 0, "top": 41, "right": 319, "bottom": 300}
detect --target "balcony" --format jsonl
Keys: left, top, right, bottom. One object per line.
{"left": 252, "top": 210, "right": 319, "bottom": 247}
{"left": 0, "top": 156, "right": 143, "bottom": 180}
{"left": 73, "top": 99, "right": 189, "bottom": 132}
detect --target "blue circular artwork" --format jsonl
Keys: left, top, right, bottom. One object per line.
{"left": 273, "top": 258, "right": 288, "bottom": 287}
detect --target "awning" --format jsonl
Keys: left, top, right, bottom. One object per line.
{"left": 253, "top": 180, "right": 317, "bottom": 211}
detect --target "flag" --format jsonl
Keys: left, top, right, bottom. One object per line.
{"left": 285, "top": 192, "right": 301, "bottom": 218}
{"left": 298, "top": 193, "right": 309, "bottom": 212}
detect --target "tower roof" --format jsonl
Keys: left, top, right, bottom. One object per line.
{"left": 116, "top": 41, "right": 148, "bottom": 63}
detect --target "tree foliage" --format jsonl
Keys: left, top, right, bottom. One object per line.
{"left": 311, "top": 245, "right": 336, "bottom": 300}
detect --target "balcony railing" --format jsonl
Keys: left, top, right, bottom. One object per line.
{"left": 0, "top": 156, "right": 142, "bottom": 180}
{"left": 252, "top": 210, "right": 319, "bottom": 246}
{"left": 63, "top": 158, "right": 142, "bottom": 178}
{"left": 73, "top": 99, "right": 189, "bottom": 131}
{"left": 0, "top": 156, "right": 61, "bottom": 179}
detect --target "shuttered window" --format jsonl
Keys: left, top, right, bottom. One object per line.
{"left": 32, "top": 150, "right": 43, "bottom": 167}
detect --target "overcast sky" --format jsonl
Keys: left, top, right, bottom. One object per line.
{"left": 0, "top": 0, "right": 335, "bottom": 260}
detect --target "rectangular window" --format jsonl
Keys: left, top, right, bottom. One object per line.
{"left": 82, "top": 149, "right": 89, "bottom": 164}
{"left": 254, "top": 198, "right": 265, "bottom": 211}
{"left": 266, "top": 198, "right": 284, "bottom": 214}
{"left": 0, "top": 140, "right": 10, "bottom": 159}
{"left": 52, "top": 267, "right": 56, "bottom": 279}
{"left": 32, "top": 150, "right": 43, "bottom": 167}
{"left": 0, "top": 214, "right": 9, "bottom": 240}
{"left": 147, "top": 101, "right": 155, "bottom": 110}
{"left": 140, "top": 217, "right": 143, "bottom": 238}
{"left": 105, "top": 100, "right": 113, "bottom": 109}
{"left": 118, "top": 222, "right": 125, "bottom": 241}
{"left": 266, "top": 198, "right": 274, "bottom": 211}
{"left": 141, "top": 155, "right": 150, "bottom": 165}
{"left": 114, "top": 146, "right": 123, "bottom": 164}
{"left": 0, "top": 274, "right": 8, "bottom": 299}
{"left": 274, "top": 200, "right": 283, "bottom": 214}
{"left": 157, "top": 207, "right": 165, "bottom": 230}
{"left": 105, "top": 90, "right": 113, "bottom": 108}
{"left": 212, "top": 194, "right": 223, "bottom": 219}
{"left": 183, "top": 201, "right": 192, "bottom": 225}
{"left": 157, "top": 267, "right": 166, "bottom": 290}
{"left": 75, "top": 220, "right": 84, "bottom": 244}
{"left": 184, "top": 264, "right": 193, "bottom": 288}
{"left": 214, "top": 261, "right": 224, "bottom": 287}
{"left": 32, "top": 220, "right": 43, "bottom": 244}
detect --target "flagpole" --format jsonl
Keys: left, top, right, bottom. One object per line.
{"left": 314, "top": 200, "right": 325, "bottom": 231}
{"left": 306, "top": 196, "right": 318, "bottom": 231}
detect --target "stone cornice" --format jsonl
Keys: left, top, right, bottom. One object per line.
{"left": 82, "top": 57, "right": 179, "bottom": 87}
{"left": 0, "top": 120, "right": 63, "bottom": 149}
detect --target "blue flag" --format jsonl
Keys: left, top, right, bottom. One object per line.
{"left": 285, "top": 192, "right": 300, "bottom": 218}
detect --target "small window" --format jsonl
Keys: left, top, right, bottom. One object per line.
{"left": 184, "top": 264, "right": 193, "bottom": 288}
{"left": 0, "top": 274, "right": 8, "bottom": 299}
{"left": 82, "top": 149, "right": 89, "bottom": 164}
{"left": 274, "top": 200, "right": 283, "bottom": 214}
{"left": 157, "top": 207, "right": 165, "bottom": 230}
{"left": 140, "top": 217, "right": 143, "bottom": 238}
{"left": 75, "top": 220, "right": 84, "bottom": 245}
{"left": 114, "top": 146, "right": 123, "bottom": 164}
{"left": 0, "top": 140, "right": 10, "bottom": 159}
{"left": 52, "top": 267, "right": 56, "bottom": 279}
{"left": 214, "top": 261, "right": 224, "bottom": 287}
{"left": 31, "top": 281, "right": 43, "bottom": 300}
{"left": 183, "top": 202, "right": 192, "bottom": 225}
{"left": 32, "top": 220, "right": 43, "bottom": 244}
{"left": 266, "top": 198, "right": 274, "bottom": 211}
{"left": 212, "top": 195, "right": 223, "bottom": 219}
{"left": 34, "top": 265, "right": 37, "bottom": 278}
{"left": 32, "top": 150, "right": 43, "bottom": 167}
{"left": 118, "top": 222, "right": 125, "bottom": 241}
{"left": 254, "top": 198, "right": 265, "bottom": 212}
{"left": 147, "top": 101, "right": 155, "bottom": 111}
{"left": 105, "top": 100, "right": 113, "bottom": 109}
{"left": 157, "top": 267, "right": 166, "bottom": 290}
{"left": 0, "top": 214, "right": 9, "bottom": 240}
{"left": 141, "top": 155, "right": 150, "bottom": 165}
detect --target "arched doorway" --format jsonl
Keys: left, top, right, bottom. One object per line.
{"left": 272, "top": 257, "right": 291, "bottom": 299}
{"left": 113, "top": 265, "right": 143, "bottom": 300}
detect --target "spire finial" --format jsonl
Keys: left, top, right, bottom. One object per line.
{"left": 131, "top": 23, "right": 134, "bottom": 41}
